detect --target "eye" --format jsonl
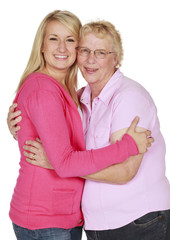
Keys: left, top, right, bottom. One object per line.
{"left": 49, "top": 37, "right": 58, "bottom": 41}
{"left": 67, "top": 38, "right": 75, "bottom": 42}
{"left": 98, "top": 50, "right": 106, "bottom": 55}
{"left": 81, "top": 48, "right": 89, "bottom": 53}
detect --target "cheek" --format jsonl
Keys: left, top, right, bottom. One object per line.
{"left": 77, "top": 57, "right": 84, "bottom": 69}
{"left": 77, "top": 55, "right": 82, "bottom": 64}
{"left": 71, "top": 52, "right": 77, "bottom": 64}
{"left": 42, "top": 45, "right": 51, "bottom": 53}
{"left": 101, "top": 59, "right": 115, "bottom": 72}
{"left": 69, "top": 46, "right": 77, "bottom": 56}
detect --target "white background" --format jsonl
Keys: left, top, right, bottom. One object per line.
{"left": 0, "top": 0, "right": 170, "bottom": 239}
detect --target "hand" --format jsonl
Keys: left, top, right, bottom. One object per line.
{"left": 7, "top": 103, "right": 22, "bottom": 139}
{"left": 127, "top": 117, "right": 154, "bottom": 154}
{"left": 23, "top": 138, "right": 53, "bottom": 169}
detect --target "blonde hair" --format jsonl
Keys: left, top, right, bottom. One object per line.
{"left": 79, "top": 21, "right": 123, "bottom": 67}
{"left": 16, "top": 10, "right": 82, "bottom": 106}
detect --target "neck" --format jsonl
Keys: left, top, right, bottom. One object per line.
{"left": 90, "top": 68, "right": 117, "bottom": 102}
{"left": 41, "top": 67, "right": 67, "bottom": 86}
{"left": 90, "top": 77, "right": 110, "bottom": 102}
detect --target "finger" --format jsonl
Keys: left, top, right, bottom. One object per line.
{"left": 9, "top": 103, "right": 18, "bottom": 113}
{"left": 10, "top": 126, "right": 20, "bottom": 137}
{"left": 10, "top": 117, "right": 22, "bottom": 128}
{"left": 26, "top": 158, "right": 38, "bottom": 166}
{"left": 15, "top": 125, "right": 21, "bottom": 132}
{"left": 11, "top": 130, "right": 19, "bottom": 138}
{"left": 23, "top": 145, "right": 37, "bottom": 154}
{"left": 8, "top": 111, "right": 21, "bottom": 122}
{"left": 148, "top": 137, "right": 154, "bottom": 143}
{"left": 12, "top": 111, "right": 22, "bottom": 119}
{"left": 23, "top": 151, "right": 31, "bottom": 158}
{"left": 13, "top": 134, "right": 18, "bottom": 140}
{"left": 23, "top": 151, "right": 36, "bottom": 159}
{"left": 25, "top": 140, "right": 41, "bottom": 149}
{"left": 145, "top": 130, "right": 151, "bottom": 137}
{"left": 129, "top": 116, "right": 140, "bottom": 131}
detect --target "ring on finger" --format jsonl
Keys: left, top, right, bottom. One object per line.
{"left": 31, "top": 153, "right": 36, "bottom": 160}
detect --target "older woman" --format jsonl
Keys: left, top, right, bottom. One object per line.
{"left": 77, "top": 21, "right": 170, "bottom": 240}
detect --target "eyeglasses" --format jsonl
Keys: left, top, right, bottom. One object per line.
{"left": 76, "top": 47, "right": 114, "bottom": 59}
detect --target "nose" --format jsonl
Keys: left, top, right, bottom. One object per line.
{"left": 87, "top": 51, "right": 96, "bottom": 64}
{"left": 57, "top": 41, "right": 67, "bottom": 52}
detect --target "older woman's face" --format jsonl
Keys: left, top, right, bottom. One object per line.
{"left": 77, "top": 33, "right": 118, "bottom": 88}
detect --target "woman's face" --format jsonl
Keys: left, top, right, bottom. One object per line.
{"left": 77, "top": 33, "right": 118, "bottom": 89}
{"left": 42, "top": 20, "right": 78, "bottom": 75}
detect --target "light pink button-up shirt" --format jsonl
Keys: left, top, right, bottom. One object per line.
{"left": 80, "top": 69, "right": 170, "bottom": 230}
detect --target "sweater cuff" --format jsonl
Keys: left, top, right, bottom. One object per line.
{"left": 123, "top": 133, "right": 139, "bottom": 156}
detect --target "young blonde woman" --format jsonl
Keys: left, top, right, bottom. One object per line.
{"left": 7, "top": 10, "right": 153, "bottom": 240}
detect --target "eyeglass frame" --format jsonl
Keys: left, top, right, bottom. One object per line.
{"left": 75, "top": 46, "right": 115, "bottom": 59}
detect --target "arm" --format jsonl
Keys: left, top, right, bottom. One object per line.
{"left": 7, "top": 101, "right": 152, "bottom": 179}
{"left": 8, "top": 96, "right": 153, "bottom": 180}
{"left": 24, "top": 139, "right": 143, "bottom": 184}
{"left": 83, "top": 127, "right": 145, "bottom": 184}
{"left": 23, "top": 89, "right": 152, "bottom": 178}
{"left": 85, "top": 87, "right": 156, "bottom": 183}
{"left": 23, "top": 125, "right": 151, "bottom": 184}
{"left": 82, "top": 155, "right": 143, "bottom": 184}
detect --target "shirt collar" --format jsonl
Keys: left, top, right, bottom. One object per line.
{"left": 80, "top": 69, "right": 123, "bottom": 106}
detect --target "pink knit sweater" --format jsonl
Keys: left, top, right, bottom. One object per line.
{"left": 9, "top": 73, "right": 138, "bottom": 230}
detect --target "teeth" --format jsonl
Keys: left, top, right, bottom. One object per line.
{"left": 87, "top": 68, "right": 97, "bottom": 72}
{"left": 55, "top": 55, "right": 68, "bottom": 59}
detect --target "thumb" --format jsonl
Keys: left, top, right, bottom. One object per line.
{"left": 128, "top": 116, "right": 140, "bottom": 132}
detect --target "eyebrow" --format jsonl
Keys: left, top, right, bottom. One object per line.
{"left": 48, "top": 34, "right": 75, "bottom": 38}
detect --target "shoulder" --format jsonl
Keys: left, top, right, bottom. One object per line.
{"left": 17, "top": 73, "right": 66, "bottom": 98}
{"left": 115, "top": 74, "right": 155, "bottom": 107}
{"left": 25, "top": 73, "right": 62, "bottom": 91}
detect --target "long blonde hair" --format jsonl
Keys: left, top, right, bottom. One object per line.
{"left": 79, "top": 21, "right": 123, "bottom": 68}
{"left": 16, "top": 10, "right": 82, "bottom": 106}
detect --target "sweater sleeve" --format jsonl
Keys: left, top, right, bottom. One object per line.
{"left": 26, "top": 89, "right": 139, "bottom": 177}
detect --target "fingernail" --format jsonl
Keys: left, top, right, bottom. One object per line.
{"left": 17, "top": 116, "right": 22, "bottom": 122}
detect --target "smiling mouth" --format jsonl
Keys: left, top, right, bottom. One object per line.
{"left": 54, "top": 55, "right": 68, "bottom": 60}
{"left": 85, "top": 67, "right": 98, "bottom": 73}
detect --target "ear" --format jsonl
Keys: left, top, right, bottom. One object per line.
{"left": 112, "top": 54, "right": 118, "bottom": 68}
{"left": 41, "top": 43, "right": 44, "bottom": 53}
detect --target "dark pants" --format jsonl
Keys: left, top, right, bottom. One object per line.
{"left": 85, "top": 210, "right": 170, "bottom": 240}
{"left": 71, "top": 226, "right": 82, "bottom": 240}
{"left": 13, "top": 223, "right": 82, "bottom": 240}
